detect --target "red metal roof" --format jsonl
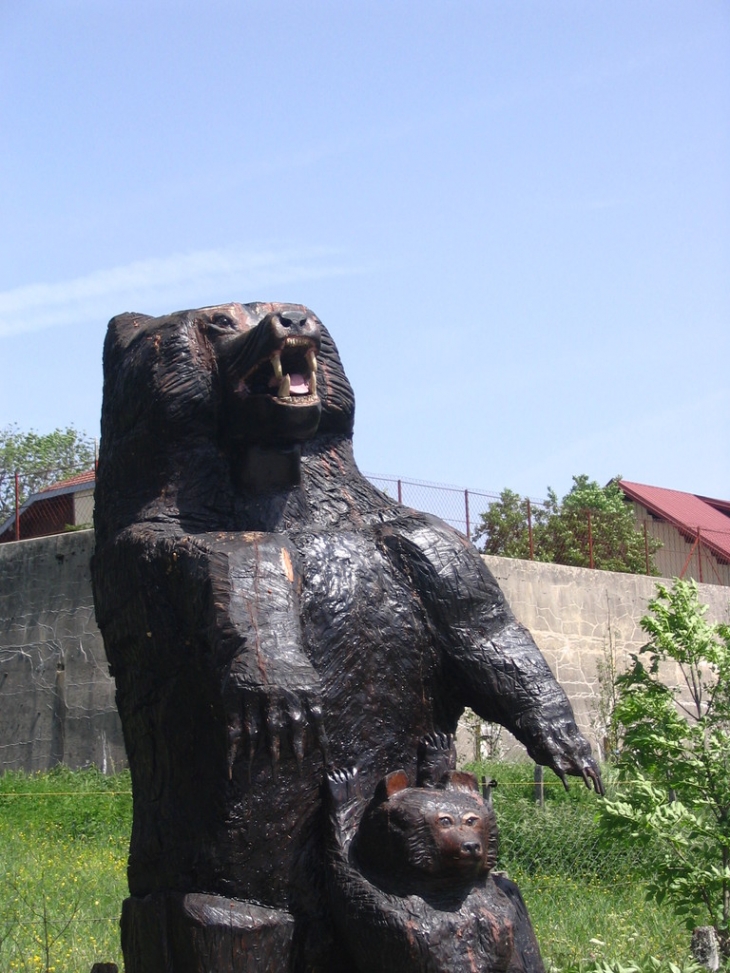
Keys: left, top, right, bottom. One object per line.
{"left": 619, "top": 480, "right": 730, "bottom": 563}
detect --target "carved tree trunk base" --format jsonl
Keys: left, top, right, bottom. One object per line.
{"left": 121, "top": 892, "right": 295, "bottom": 973}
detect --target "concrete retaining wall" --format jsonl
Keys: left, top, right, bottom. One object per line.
{"left": 463, "top": 556, "right": 730, "bottom": 762}
{"left": 0, "top": 530, "right": 125, "bottom": 774}
{"left": 1, "top": 532, "right": 727, "bottom": 773}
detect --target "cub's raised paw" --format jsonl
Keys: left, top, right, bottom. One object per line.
{"left": 327, "top": 766, "right": 361, "bottom": 807}
{"left": 417, "top": 731, "right": 457, "bottom": 788}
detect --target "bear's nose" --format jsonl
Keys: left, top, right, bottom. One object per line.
{"left": 461, "top": 841, "right": 482, "bottom": 857}
{"left": 266, "top": 312, "right": 320, "bottom": 343}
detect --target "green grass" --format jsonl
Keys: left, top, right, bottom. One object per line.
{"left": 0, "top": 767, "right": 130, "bottom": 972}
{"left": 0, "top": 763, "right": 697, "bottom": 971}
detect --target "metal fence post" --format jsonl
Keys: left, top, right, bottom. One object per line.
{"left": 587, "top": 509, "right": 594, "bottom": 569}
{"left": 527, "top": 498, "right": 534, "bottom": 560}
{"left": 464, "top": 489, "right": 470, "bottom": 539}
{"left": 697, "top": 527, "right": 703, "bottom": 583}
{"left": 397, "top": 479, "right": 402, "bottom": 504}
{"left": 14, "top": 471, "right": 20, "bottom": 541}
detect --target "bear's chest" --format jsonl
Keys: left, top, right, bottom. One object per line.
{"left": 295, "top": 529, "right": 443, "bottom": 764}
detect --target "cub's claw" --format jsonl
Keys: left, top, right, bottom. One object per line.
{"left": 327, "top": 765, "right": 359, "bottom": 806}
{"left": 243, "top": 704, "right": 262, "bottom": 774}
{"left": 326, "top": 766, "right": 362, "bottom": 850}
{"left": 309, "top": 700, "right": 330, "bottom": 765}
{"left": 421, "top": 731, "right": 452, "bottom": 750}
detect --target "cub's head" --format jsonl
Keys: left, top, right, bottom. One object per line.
{"left": 95, "top": 301, "right": 354, "bottom": 538}
{"left": 353, "top": 769, "right": 498, "bottom": 897}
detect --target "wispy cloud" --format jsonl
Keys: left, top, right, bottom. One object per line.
{"left": 0, "top": 246, "right": 364, "bottom": 338}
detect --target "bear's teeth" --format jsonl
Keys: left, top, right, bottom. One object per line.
{"left": 271, "top": 351, "right": 283, "bottom": 381}
{"left": 306, "top": 349, "right": 318, "bottom": 373}
{"left": 278, "top": 374, "right": 291, "bottom": 398}
{"left": 310, "top": 371, "right": 317, "bottom": 396}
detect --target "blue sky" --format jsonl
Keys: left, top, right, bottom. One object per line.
{"left": 1, "top": 1, "right": 728, "bottom": 502}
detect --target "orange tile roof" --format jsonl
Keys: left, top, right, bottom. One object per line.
{"left": 41, "top": 469, "right": 96, "bottom": 492}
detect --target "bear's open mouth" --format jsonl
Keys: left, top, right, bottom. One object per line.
{"left": 235, "top": 336, "right": 318, "bottom": 405}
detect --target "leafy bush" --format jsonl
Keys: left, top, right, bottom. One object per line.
{"left": 599, "top": 579, "right": 730, "bottom": 947}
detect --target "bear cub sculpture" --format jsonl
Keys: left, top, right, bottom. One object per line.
{"left": 326, "top": 734, "right": 545, "bottom": 973}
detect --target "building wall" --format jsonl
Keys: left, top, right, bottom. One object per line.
{"left": 629, "top": 500, "right": 730, "bottom": 587}
{"left": 0, "top": 532, "right": 728, "bottom": 774}
{"left": 72, "top": 488, "right": 95, "bottom": 529}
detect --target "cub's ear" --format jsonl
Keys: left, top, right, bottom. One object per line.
{"left": 373, "top": 770, "right": 409, "bottom": 803}
{"left": 443, "top": 771, "right": 481, "bottom": 795}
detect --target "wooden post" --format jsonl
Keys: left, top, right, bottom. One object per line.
{"left": 533, "top": 764, "right": 544, "bottom": 807}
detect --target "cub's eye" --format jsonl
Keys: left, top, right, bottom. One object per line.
{"left": 463, "top": 815, "right": 480, "bottom": 827}
{"left": 438, "top": 815, "right": 454, "bottom": 828}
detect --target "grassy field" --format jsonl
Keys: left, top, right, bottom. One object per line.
{"left": 0, "top": 767, "right": 129, "bottom": 972}
{"left": 0, "top": 763, "right": 695, "bottom": 972}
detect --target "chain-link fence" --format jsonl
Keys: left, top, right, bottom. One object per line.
{"left": 364, "top": 472, "right": 508, "bottom": 538}
{"left": 2, "top": 467, "right": 728, "bottom": 586}
{"left": 364, "top": 473, "right": 730, "bottom": 586}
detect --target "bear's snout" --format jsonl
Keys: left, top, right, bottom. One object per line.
{"left": 461, "top": 839, "right": 482, "bottom": 858}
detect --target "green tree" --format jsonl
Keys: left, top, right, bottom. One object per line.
{"left": 472, "top": 488, "right": 548, "bottom": 559}
{"left": 599, "top": 579, "right": 730, "bottom": 952}
{"left": 0, "top": 425, "right": 96, "bottom": 523}
{"left": 474, "top": 475, "right": 660, "bottom": 574}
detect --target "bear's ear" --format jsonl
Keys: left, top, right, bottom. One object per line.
{"left": 442, "top": 771, "right": 481, "bottom": 795}
{"left": 373, "top": 770, "right": 409, "bottom": 803}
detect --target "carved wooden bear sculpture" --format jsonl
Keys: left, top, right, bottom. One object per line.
{"left": 326, "top": 735, "right": 545, "bottom": 973}
{"left": 92, "top": 302, "right": 601, "bottom": 972}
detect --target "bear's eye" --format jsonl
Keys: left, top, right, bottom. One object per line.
{"left": 462, "top": 814, "right": 480, "bottom": 827}
{"left": 209, "top": 313, "right": 235, "bottom": 330}
{"left": 437, "top": 814, "right": 454, "bottom": 828}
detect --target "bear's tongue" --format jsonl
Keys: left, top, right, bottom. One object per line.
{"left": 288, "top": 373, "right": 309, "bottom": 395}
